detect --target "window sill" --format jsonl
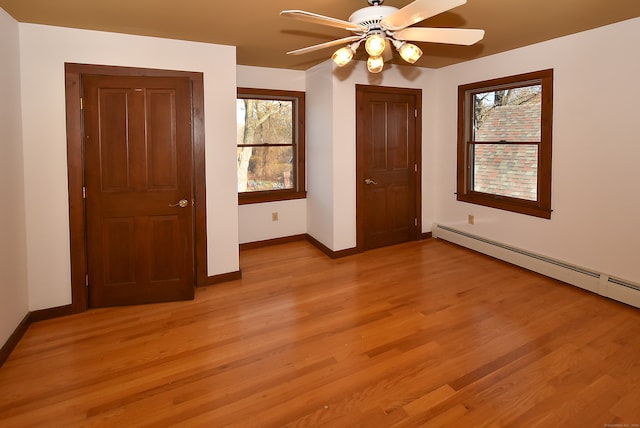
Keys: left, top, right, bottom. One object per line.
{"left": 238, "top": 190, "right": 307, "bottom": 205}
{"left": 457, "top": 193, "right": 552, "bottom": 219}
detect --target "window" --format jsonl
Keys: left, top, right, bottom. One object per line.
{"left": 457, "top": 69, "right": 553, "bottom": 218}
{"left": 237, "top": 88, "right": 306, "bottom": 204}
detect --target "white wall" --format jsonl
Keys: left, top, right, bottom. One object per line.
{"left": 0, "top": 9, "right": 29, "bottom": 345}
{"left": 236, "top": 66, "right": 307, "bottom": 244}
{"left": 305, "top": 61, "right": 338, "bottom": 249}
{"left": 19, "top": 24, "right": 239, "bottom": 310}
{"left": 434, "top": 18, "right": 640, "bottom": 284}
{"left": 306, "top": 59, "right": 438, "bottom": 251}
{"left": 237, "top": 65, "right": 306, "bottom": 92}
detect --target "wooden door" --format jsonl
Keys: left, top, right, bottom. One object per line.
{"left": 83, "top": 75, "right": 195, "bottom": 307}
{"left": 356, "top": 85, "right": 421, "bottom": 250}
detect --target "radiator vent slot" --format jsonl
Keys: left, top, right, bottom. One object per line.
{"left": 607, "top": 276, "right": 640, "bottom": 292}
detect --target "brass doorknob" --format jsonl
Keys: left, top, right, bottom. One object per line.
{"left": 169, "top": 199, "right": 189, "bottom": 208}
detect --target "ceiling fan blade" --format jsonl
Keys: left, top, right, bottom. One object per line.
{"left": 281, "top": 10, "right": 368, "bottom": 33}
{"left": 394, "top": 27, "right": 485, "bottom": 45}
{"left": 286, "top": 35, "right": 363, "bottom": 55}
{"left": 381, "top": 0, "right": 467, "bottom": 31}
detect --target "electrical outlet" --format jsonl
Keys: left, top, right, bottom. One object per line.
{"left": 272, "top": 212, "right": 279, "bottom": 221}
{"left": 468, "top": 214, "right": 475, "bottom": 225}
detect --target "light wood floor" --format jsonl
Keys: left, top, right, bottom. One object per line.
{"left": 1, "top": 239, "right": 640, "bottom": 427}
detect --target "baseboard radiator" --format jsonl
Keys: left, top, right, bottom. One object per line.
{"left": 432, "top": 223, "right": 640, "bottom": 309}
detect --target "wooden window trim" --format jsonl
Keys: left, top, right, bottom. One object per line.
{"left": 237, "top": 88, "right": 306, "bottom": 205}
{"left": 456, "top": 69, "right": 554, "bottom": 219}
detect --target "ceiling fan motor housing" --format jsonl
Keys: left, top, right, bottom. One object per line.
{"left": 349, "top": 5, "right": 398, "bottom": 30}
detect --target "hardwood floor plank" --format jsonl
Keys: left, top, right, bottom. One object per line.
{"left": 401, "top": 384, "right": 457, "bottom": 416}
{"left": 1, "top": 239, "right": 639, "bottom": 427}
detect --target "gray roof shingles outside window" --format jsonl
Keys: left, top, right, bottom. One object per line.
{"left": 473, "top": 98, "right": 541, "bottom": 201}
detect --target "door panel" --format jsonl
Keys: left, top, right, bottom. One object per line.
{"left": 98, "top": 89, "right": 131, "bottom": 190}
{"left": 147, "top": 89, "right": 179, "bottom": 190}
{"left": 103, "top": 218, "right": 136, "bottom": 285}
{"left": 357, "top": 86, "right": 421, "bottom": 250}
{"left": 83, "top": 75, "right": 195, "bottom": 307}
{"left": 148, "top": 216, "right": 181, "bottom": 281}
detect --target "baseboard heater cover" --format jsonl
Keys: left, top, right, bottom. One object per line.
{"left": 601, "top": 276, "right": 640, "bottom": 308}
{"left": 432, "top": 223, "right": 640, "bottom": 309}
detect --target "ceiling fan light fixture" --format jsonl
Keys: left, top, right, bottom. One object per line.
{"left": 367, "top": 55, "right": 384, "bottom": 73}
{"left": 332, "top": 46, "right": 355, "bottom": 66}
{"left": 365, "top": 33, "right": 386, "bottom": 57}
{"left": 398, "top": 42, "right": 423, "bottom": 64}
{"left": 281, "top": 0, "right": 486, "bottom": 74}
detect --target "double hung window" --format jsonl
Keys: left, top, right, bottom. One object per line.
{"left": 457, "top": 69, "right": 553, "bottom": 218}
{"left": 237, "top": 88, "right": 306, "bottom": 204}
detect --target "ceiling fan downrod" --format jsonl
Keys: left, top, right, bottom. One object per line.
{"left": 368, "top": 0, "right": 384, "bottom": 5}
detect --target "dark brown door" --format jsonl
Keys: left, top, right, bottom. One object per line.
{"left": 356, "top": 85, "right": 421, "bottom": 250}
{"left": 83, "top": 75, "right": 195, "bottom": 307}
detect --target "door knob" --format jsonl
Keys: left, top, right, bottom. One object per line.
{"left": 364, "top": 178, "right": 378, "bottom": 185}
{"left": 169, "top": 199, "right": 189, "bottom": 208}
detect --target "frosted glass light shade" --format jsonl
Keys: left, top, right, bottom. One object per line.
{"left": 365, "top": 34, "right": 386, "bottom": 57}
{"left": 367, "top": 56, "right": 384, "bottom": 73}
{"left": 332, "top": 46, "right": 354, "bottom": 66}
{"left": 398, "top": 43, "right": 423, "bottom": 64}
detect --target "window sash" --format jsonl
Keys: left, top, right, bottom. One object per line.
{"left": 236, "top": 146, "right": 295, "bottom": 192}
{"left": 470, "top": 83, "right": 542, "bottom": 143}
{"left": 468, "top": 141, "right": 540, "bottom": 202}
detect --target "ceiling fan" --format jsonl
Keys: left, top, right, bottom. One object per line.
{"left": 281, "top": 0, "right": 485, "bottom": 73}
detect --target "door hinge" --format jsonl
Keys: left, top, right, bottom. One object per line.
{"left": 415, "top": 164, "right": 418, "bottom": 173}
{"left": 82, "top": 187, "right": 86, "bottom": 199}
{"left": 415, "top": 218, "right": 418, "bottom": 226}
{"left": 85, "top": 274, "right": 89, "bottom": 287}
{"left": 415, "top": 109, "right": 417, "bottom": 117}
{"left": 80, "top": 97, "right": 84, "bottom": 110}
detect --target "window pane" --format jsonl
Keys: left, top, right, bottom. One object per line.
{"left": 473, "top": 144, "right": 538, "bottom": 201}
{"left": 237, "top": 146, "right": 294, "bottom": 192}
{"left": 473, "top": 85, "right": 542, "bottom": 142}
{"left": 237, "top": 99, "right": 293, "bottom": 145}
